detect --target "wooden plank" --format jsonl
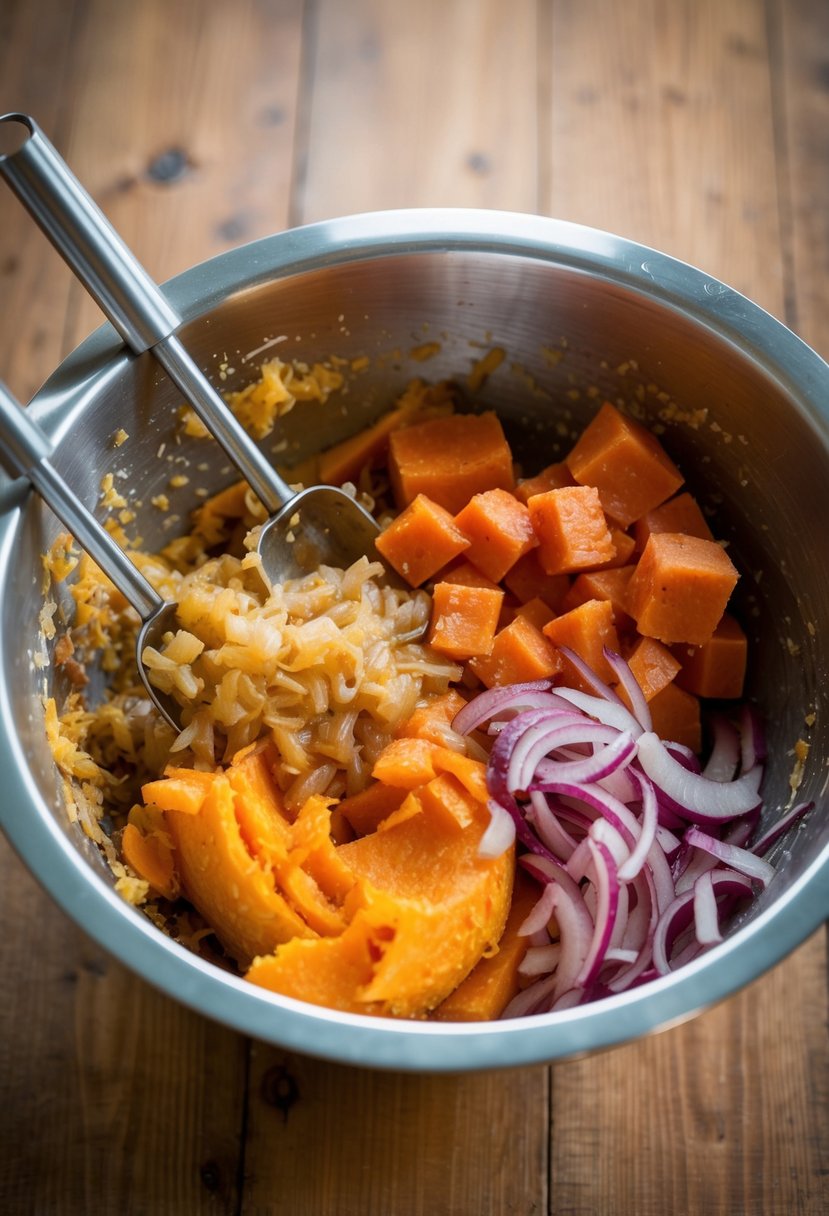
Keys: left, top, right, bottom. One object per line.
{"left": 550, "top": 931, "right": 829, "bottom": 1215}
{"left": 242, "top": 1051, "right": 549, "bottom": 1216}
{"left": 543, "top": 0, "right": 785, "bottom": 316}
{"left": 773, "top": 0, "right": 829, "bottom": 356}
{"left": 298, "top": 0, "right": 540, "bottom": 223}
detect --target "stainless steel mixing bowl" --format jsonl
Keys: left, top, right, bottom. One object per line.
{"left": 1, "top": 210, "right": 827, "bottom": 1071}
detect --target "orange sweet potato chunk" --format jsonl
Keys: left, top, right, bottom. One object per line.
{"left": 248, "top": 802, "right": 515, "bottom": 1018}
{"left": 514, "top": 596, "right": 555, "bottom": 631}
{"left": 528, "top": 485, "right": 615, "bottom": 575}
{"left": 432, "top": 870, "right": 539, "bottom": 1021}
{"left": 502, "top": 549, "right": 570, "bottom": 611}
{"left": 625, "top": 636, "right": 681, "bottom": 702}
{"left": 395, "top": 689, "right": 468, "bottom": 744}
{"left": 566, "top": 401, "right": 684, "bottom": 528}
{"left": 337, "top": 781, "right": 407, "bottom": 836}
{"left": 543, "top": 598, "right": 620, "bottom": 687}
{"left": 633, "top": 491, "right": 714, "bottom": 551}
{"left": 648, "top": 682, "right": 702, "bottom": 752}
{"left": 469, "top": 614, "right": 563, "bottom": 689}
{"left": 388, "top": 412, "right": 514, "bottom": 514}
{"left": 428, "top": 582, "right": 504, "bottom": 660}
{"left": 121, "top": 822, "right": 178, "bottom": 900}
{"left": 142, "top": 767, "right": 215, "bottom": 815}
{"left": 375, "top": 493, "right": 469, "bottom": 587}
{"left": 163, "top": 775, "right": 314, "bottom": 965}
{"left": 513, "top": 461, "right": 576, "bottom": 505}
{"left": 454, "top": 489, "right": 537, "bottom": 583}
{"left": 437, "top": 559, "right": 501, "bottom": 591}
{"left": 628, "top": 532, "right": 739, "bottom": 646}
{"left": 561, "top": 566, "right": 636, "bottom": 630}
{"left": 674, "top": 612, "right": 748, "bottom": 699}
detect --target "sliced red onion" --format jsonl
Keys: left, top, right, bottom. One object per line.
{"left": 604, "top": 947, "right": 639, "bottom": 965}
{"left": 519, "top": 881, "right": 558, "bottom": 936}
{"left": 507, "top": 720, "right": 629, "bottom": 795}
{"left": 653, "top": 869, "right": 753, "bottom": 973}
{"left": 684, "top": 825, "right": 775, "bottom": 888}
{"left": 555, "top": 645, "right": 625, "bottom": 704}
{"left": 478, "top": 798, "right": 517, "bottom": 859}
{"left": 751, "top": 800, "right": 813, "bottom": 857}
{"left": 501, "top": 972, "right": 559, "bottom": 1019}
{"left": 531, "top": 729, "right": 637, "bottom": 786}
{"left": 616, "top": 770, "right": 658, "bottom": 882}
{"left": 525, "top": 791, "right": 579, "bottom": 860}
{"left": 550, "top": 685, "right": 645, "bottom": 736}
{"left": 519, "top": 943, "right": 562, "bottom": 978}
{"left": 575, "top": 839, "right": 619, "bottom": 988}
{"left": 693, "top": 871, "right": 723, "bottom": 945}
{"left": 452, "top": 680, "right": 559, "bottom": 736}
{"left": 703, "top": 713, "right": 741, "bottom": 782}
{"left": 548, "top": 875, "right": 595, "bottom": 1000}
{"left": 636, "top": 731, "right": 763, "bottom": 820}
{"left": 739, "top": 704, "right": 767, "bottom": 772}
{"left": 603, "top": 646, "right": 653, "bottom": 732}
{"left": 665, "top": 742, "right": 702, "bottom": 773}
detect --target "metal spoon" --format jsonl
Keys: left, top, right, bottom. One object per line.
{"left": 0, "top": 113, "right": 382, "bottom": 584}
{"left": 0, "top": 377, "right": 181, "bottom": 729}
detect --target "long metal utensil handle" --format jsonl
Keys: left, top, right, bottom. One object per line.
{"left": 0, "top": 113, "right": 292, "bottom": 516}
{"left": 0, "top": 378, "right": 162, "bottom": 621}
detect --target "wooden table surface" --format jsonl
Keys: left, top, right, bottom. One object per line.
{"left": 1, "top": 2, "right": 827, "bottom": 1213}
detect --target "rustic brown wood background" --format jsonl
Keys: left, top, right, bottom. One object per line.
{"left": 1, "top": 1, "right": 827, "bottom": 1213}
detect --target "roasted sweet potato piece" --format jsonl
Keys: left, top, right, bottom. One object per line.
{"left": 561, "top": 566, "right": 636, "bottom": 630}
{"left": 388, "top": 411, "right": 515, "bottom": 513}
{"left": 527, "top": 485, "right": 615, "bottom": 575}
{"left": 469, "top": 614, "right": 563, "bottom": 689}
{"left": 565, "top": 401, "right": 684, "bottom": 527}
{"left": 543, "top": 598, "right": 620, "bottom": 688}
{"left": 502, "top": 549, "right": 570, "bottom": 611}
{"left": 337, "top": 781, "right": 407, "bottom": 836}
{"left": 633, "top": 491, "right": 714, "bottom": 551}
{"left": 121, "top": 822, "right": 178, "bottom": 900}
{"left": 628, "top": 532, "right": 739, "bottom": 646}
{"left": 454, "top": 488, "right": 537, "bottom": 582}
{"left": 624, "top": 636, "right": 682, "bottom": 702}
{"left": 513, "top": 460, "right": 576, "bottom": 504}
{"left": 648, "top": 681, "right": 702, "bottom": 752}
{"left": 375, "top": 493, "right": 470, "bottom": 587}
{"left": 428, "top": 582, "right": 504, "bottom": 660}
{"left": 674, "top": 612, "right": 747, "bottom": 699}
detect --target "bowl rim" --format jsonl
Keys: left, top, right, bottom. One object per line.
{"left": 2, "top": 207, "right": 828, "bottom": 1072}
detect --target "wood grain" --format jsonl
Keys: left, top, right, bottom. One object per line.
{"left": 0, "top": 1, "right": 827, "bottom": 1214}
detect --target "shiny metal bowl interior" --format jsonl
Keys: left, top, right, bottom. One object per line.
{"left": 1, "top": 210, "right": 827, "bottom": 1072}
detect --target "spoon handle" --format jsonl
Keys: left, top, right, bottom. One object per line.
{"left": 0, "top": 378, "right": 162, "bottom": 621}
{"left": 0, "top": 113, "right": 292, "bottom": 515}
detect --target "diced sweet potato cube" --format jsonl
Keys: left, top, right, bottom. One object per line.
{"left": 375, "top": 493, "right": 469, "bottom": 587}
{"left": 606, "top": 527, "right": 637, "bottom": 568}
{"left": 388, "top": 412, "right": 515, "bottom": 513}
{"left": 514, "top": 596, "right": 555, "bottom": 630}
{"left": 528, "top": 485, "right": 615, "bottom": 575}
{"left": 561, "top": 566, "right": 636, "bottom": 630}
{"left": 674, "top": 613, "right": 748, "bottom": 699}
{"left": 648, "top": 682, "right": 702, "bottom": 752}
{"left": 566, "top": 401, "right": 684, "bottom": 528}
{"left": 542, "top": 598, "right": 620, "bottom": 688}
{"left": 395, "top": 690, "right": 468, "bottom": 744}
{"left": 412, "top": 771, "right": 482, "bottom": 834}
{"left": 513, "top": 461, "right": 576, "bottom": 504}
{"left": 633, "top": 491, "right": 714, "bottom": 551}
{"left": 502, "top": 549, "right": 570, "bottom": 611}
{"left": 372, "top": 737, "right": 440, "bottom": 788}
{"left": 469, "top": 615, "right": 563, "bottom": 688}
{"left": 454, "top": 488, "right": 537, "bottom": 582}
{"left": 625, "top": 636, "right": 682, "bottom": 702}
{"left": 437, "top": 559, "right": 501, "bottom": 592}
{"left": 428, "top": 582, "right": 504, "bottom": 660}
{"left": 628, "top": 532, "right": 739, "bottom": 646}
{"left": 337, "top": 782, "right": 407, "bottom": 836}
